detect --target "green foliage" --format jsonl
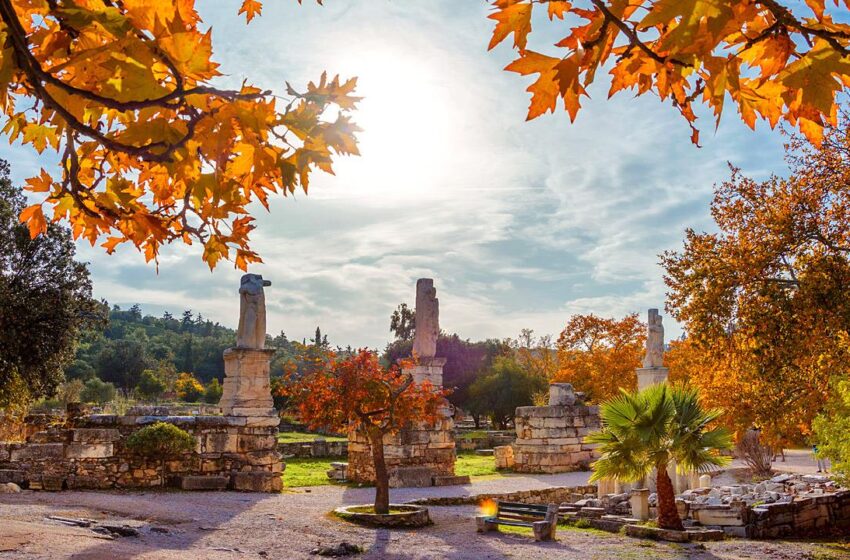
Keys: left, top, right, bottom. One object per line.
{"left": 574, "top": 518, "right": 592, "bottom": 529}
{"left": 467, "top": 355, "right": 546, "bottom": 429}
{"left": 136, "top": 369, "right": 167, "bottom": 402}
{"left": 587, "top": 384, "right": 732, "bottom": 483}
{"left": 0, "top": 159, "right": 103, "bottom": 410}
{"left": 813, "top": 375, "right": 850, "bottom": 486}
{"left": 125, "top": 422, "right": 195, "bottom": 458}
{"left": 203, "top": 378, "right": 223, "bottom": 404}
{"left": 389, "top": 303, "right": 415, "bottom": 341}
{"left": 80, "top": 378, "right": 116, "bottom": 405}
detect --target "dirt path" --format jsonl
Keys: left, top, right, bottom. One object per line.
{"left": 0, "top": 467, "right": 847, "bottom": 560}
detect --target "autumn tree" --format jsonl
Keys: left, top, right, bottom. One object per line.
{"left": 1, "top": 0, "right": 359, "bottom": 269}
{"left": 284, "top": 349, "right": 444, "bottom": 514}
{"left": 487, "top": 0, "right": 850, "bottom": 145}
{"left": 663, "top": 122, "right": 850, "bottom": 446}
{"left": 0, "top": 159, "right": 103, "bottom": 411}
{"left": 554, "top": 313, "right": 644, "bottom": 403}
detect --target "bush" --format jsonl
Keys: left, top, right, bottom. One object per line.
{"left": 125, "top": 422, "right": 195, "bottom": 458}
{"left": 204, "top": 378, "right": 223, "bottom": 404}
{"left": 175, "top": 372, "right": 204, "bottom": 402}
{"left": 136, "top": 369, "right": 167, "bottom": 402}
{"left": 736, "top": 427, "right": 773, "bottom": 477}
{"left": 80, "top": 378, "right": 116, "bottom": 405}
{"left": 813, "top": 375, "right": 850, "bottom": 486}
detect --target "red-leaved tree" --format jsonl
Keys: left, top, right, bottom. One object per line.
{"left": 283, "top": 349, "right": 445, "bottom": 514}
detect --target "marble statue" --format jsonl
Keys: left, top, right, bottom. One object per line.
{"left": 643, "top": 308, "right": 664, "bottom": 368}
{"left": 412, "top": 278, "right": 439, "bottom": 359}
{"left": 237, "top": 274, "right": 271, "bottom": 349}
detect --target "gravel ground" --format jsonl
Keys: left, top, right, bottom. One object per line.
{"left": 1, "top": 466, "right": 847, "bottom": 560}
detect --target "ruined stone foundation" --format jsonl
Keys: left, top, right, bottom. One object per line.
{"left": 511, "top": 383, "right": 601, "bottom": 474}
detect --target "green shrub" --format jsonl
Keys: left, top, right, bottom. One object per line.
{"left": 204, "top": 378, "right": 223, "bottom": 404}
{"left": 80, "top": 378, "right": 116, "bottom": 405}
{"left": 813, "top": 375, "right": 850, "bottom": 486}
{"left": 125, "top": 422, "right": 195, "bottom": 458}
{"left": 574, "top": 518, "right": 592, "bottom": 529}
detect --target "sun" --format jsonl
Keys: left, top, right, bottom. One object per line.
{"left": 320, "top": 48, "right": 458, "bottom": 201}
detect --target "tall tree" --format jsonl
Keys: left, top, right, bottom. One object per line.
{"left": 284, "top": 349, "right": 444, "bottom": 514}
{"left": 487, "top": 0, "right": 850, "bottom": 145}
{"left": 0, "top": 160, "right": 102, "bottom": 410}
{"left": 662, "top": 122, "right": 850, "bottom": 445}
{"left": 467, "top": 355, "right": 546, "bottom": 429}
{"left": 554, "top": 313, "right": 644, "bottom": 403}
{"left": 389, "top": 303, "right": 415, "bottom": 342}
{"left": 1, "top": 0, "right": 360, "bottom": 269}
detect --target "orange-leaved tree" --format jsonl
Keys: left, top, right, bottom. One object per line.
{"left": 487, "top": 0, "right": 850, "bottom": 145}
{"left": 0, "top": 0, "right": 359, "bottom": 269}
{"left": 662, "top": 122, "right": 850, "bottom": 447}
{"left": 554, "top": 313, "right": 643, "bottom": 403}
{"left": 283, "top": 349, "right": 445, "bottom": 514}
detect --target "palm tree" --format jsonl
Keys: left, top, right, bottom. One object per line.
{"left": 586, "top": 383, "right": 732, "bottom": 530}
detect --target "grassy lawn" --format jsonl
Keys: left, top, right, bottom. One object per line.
{"left": 277, "top": 431, "right": 347, "bottom": 443}
{"left": 282, "top": 451, "right": 501, "bottom": 488}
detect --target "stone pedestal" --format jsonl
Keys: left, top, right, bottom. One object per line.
{"left": 408, "top": 357, "right": 446, "bottom": 386}
{"left": 511, "top": 384, "right": 601, "bottom": 473}
{"left": 630, "top": 488, "right": 650, "bottom": 521}
{"left": 636, "top": 367, "right": 669, "bottom": 390}
{"left": 220, "top": 348, "right": 278, "bottom": 427}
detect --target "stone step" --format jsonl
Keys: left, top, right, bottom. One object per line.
{"left": 432, "top": 475, "right": 471, "bottom": 487}
{"left": 180, "top": 476, "right": 230, "bottom": 491}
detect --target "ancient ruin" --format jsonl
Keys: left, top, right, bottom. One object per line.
{"left": 497, "top": 383, "right": 600, "bottom": 473}
{"left": 346, "top": 278, "right": 461, "bottom": 487}
{"left": 0, "top": 275, "right": 282, "bottom": 492}
{"left": 636, "top": 308, "right": 669, "bottom": 390}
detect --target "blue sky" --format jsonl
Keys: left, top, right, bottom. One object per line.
{"left": 2, "top": 1, "right": 789, "bottom": 348}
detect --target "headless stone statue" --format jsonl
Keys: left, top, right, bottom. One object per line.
{"left": 236, "top": 274, "right": 271, "bottom": 349}
{"left": 412, "top": 278, "right": 439, "bottom": 359}
{"left": 643, "top": 308, "right": 664, "bottom": 368}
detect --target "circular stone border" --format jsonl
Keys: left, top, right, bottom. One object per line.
{"left": 333, "top": 504, "right": 432, "bottom": 528}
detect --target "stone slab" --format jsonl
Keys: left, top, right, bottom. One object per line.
{"left": 65, "top": 443, "right": 113, "bottom": 459}
{"left": 232, "top": 472, "right": 282, "bottom": 492}
{"left": 389, "top": 466, "right": 434, "bottom": 488}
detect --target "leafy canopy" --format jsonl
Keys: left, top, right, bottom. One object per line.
{"left": 0, "top": 0, "right": 359, "bottom": 269}
{"left": 554, "top": 313, "right": 643, "bottom": 403}
{"left": 0, "top": 159, "right": 103, "bottom": 411}
{"left": 283, "top": 349, "right": 445, "bottom": 438}
{"left": 663, "top": 121, "right": 850, "bottom": 445}
{"left": 487, "top": 0, "right": 850, "bottom": 145}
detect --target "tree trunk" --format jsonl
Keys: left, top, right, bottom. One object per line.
{"left": 369, "top": 429, "right": 390, "bottom": 515}
{"left": 655, "top": 465, "right": 683, "bottom": 531}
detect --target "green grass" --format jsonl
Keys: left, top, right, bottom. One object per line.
{"left": 282, "top": 451, "right": 501, "bottom": 488}
{"left": 457, "top": 430, "right": 489, "bottom": 440}
{"left": 283, "top": 457, "right": 350, "bottom": 487}
{"left": 455, "top": 452, "right": 502, "bottom": 478}
{"left": 277, "top": 431, "right": 346, "bottom": 443}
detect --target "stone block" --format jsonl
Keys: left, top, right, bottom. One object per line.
{"left": 695, "top": 507, "right": 745, "bottom": 526}
{"left": 65, "top": 443, "right": 113, "bottom": 459}
{"left": 432, "top": 474, "right": 470, "bottom": 486}
{"left": 389, "top": 466, "right": 434, "bottom": 488}
{"left": 232, "top": 472, "right": 282, "bottom": 492}
{"left": 180, "top": 475, "right": 230, "bottom": 490}
{"left": 0, "top": 470, "right": 26, "bottom": 484}
{"left": 11, "top": 443, "right": 65, "bottom": 461}
{"left": 72, "top": 429, "right": 121, "bottom": 443}
{"left": 204, "top": 433, "right": 238, "bottom": 454}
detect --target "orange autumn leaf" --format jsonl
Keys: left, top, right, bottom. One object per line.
{"left": 1, "top": 0, "right": 358, "bottom": 270}
{"left": 486, "top": 0, "right": 850, "bottom": 146}
{"left": 19, "top": 204, "right": 47, "bottom": 238}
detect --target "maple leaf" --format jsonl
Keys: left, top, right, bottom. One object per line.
{"left": 19, "top": 204, "right": 47, "bottom": 238}
{"left": 488, "top": 2, "right": 533, "bottom": 52}
{"left": 505, "top": 51, "right": 560, "bottom": 119}
{"left": 239, "top": 0, "right": 263, "bottom": 22}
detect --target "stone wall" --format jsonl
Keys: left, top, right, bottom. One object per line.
{"left": 0, "top": 412, "right": 282, "bottom": 492}
{"left": 511, "top": 384, "right": 600, "bottom": 474}
{"left": 455, "top": 431, "right": 514, "bottom": 452}
{"left": 346, "top": 415, "right": 456, "bottom": 485}
{"left": 278, "top": 440, "right": 347, "bottom": 458}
